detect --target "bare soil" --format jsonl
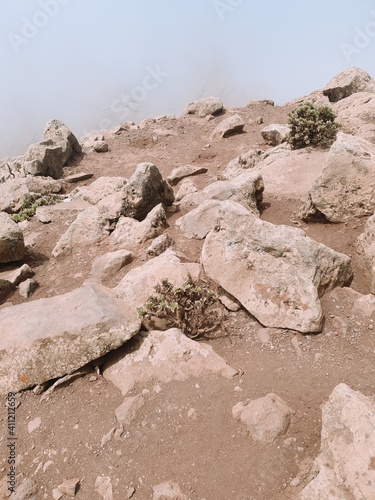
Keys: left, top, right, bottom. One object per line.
{"left": 1, "top": 101, "right": 374, "bottom": 500}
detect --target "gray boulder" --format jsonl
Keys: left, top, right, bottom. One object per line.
{"left": 302, "top": 133, "right": 375, "bottom": 222}
{"left": 0, "top": 283, "right": 141, "bottom": 394}
{"left": 24, "top": 140, "right": 64, "bottom": 179}
{"left": 0, "top": 212, "right": 25, "bottom": 263}
{"left": 261, "top": 124, "right": 290, "bottom": 146}
{"left": 323, "top": 66, "right": 375, "bottom": 102}
{"left": 184, "top": 96, "right": 223, "bottom": 117}
{"left": 300, "top": 383, "right": 375, "bottom": 499}
{"left": 201, "top": 201, "right": 353, "bottom": 333}
{"left": 120, "top": 163, "right": 174, "bottom": 220}
{"left": 43, "top": 119, "right": 82, "bottom": 164}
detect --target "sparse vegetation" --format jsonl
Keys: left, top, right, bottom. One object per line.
{"left": 137, "top": 278, "right": 224, "bottom": 339}
{"left": 11, "top": 191, "right": 63, "bottom": 223}
{"left": 286, "top": 102, "right": 340, "bottom": 149}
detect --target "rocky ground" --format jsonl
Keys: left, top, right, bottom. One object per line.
{"left": 1, "top": 67, "right": 375, "bottom": 500}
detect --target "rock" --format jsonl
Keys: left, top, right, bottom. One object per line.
{"left": 178, "top": 171, "right": 264, "bottom": 216}
{"left": 0, "top": 279, "right": 15, "bottom": 303}
{"left": 352, "top": 294, "right": 375, "bottom": 317}
{"left": 90, "top": 249, "right": 133, "bottom": 281}
{"left": 3, "top": 263, "right": 35, "bottom": 286}
{"left": 357, "top": 213, "right": 375, "bottom": 292}
{"left": 103, "top": 329, "right": 237, "bottom": 396}
{"left": 219, "top": 293, "right": 241, "bottom": 311}
{"left": 0, "top": 212, "right": 25, "bottom": 263}
{"left": 0, "top": 176, "right": 62, "bottom": 213}
{"left": 110, "top": 204, "right": 168, "bottom": 248}
{"left": 115, "top": 394, "right": 145, "bottom": 425}
{"left": 57, "top": 478, "right": 80, "bottom": 497}
{"left": 120, "top": 162, "right": 174, "bottom": 220}
{"left": 175, "top": 199, "right": 223, "bottom": 239}
{"left": 210, "top": 114, "right": 245, "bottom": 140}
{"left": 184, "top": 96, "right": 223, "bottom": 117}
{"left": 201, "top": 201, "right": 353, "bottom": 333}
{"left": 261, "top": 124, "right": 290, "bottom": 146}
{"left": 302, "top": 133, "right": 375, "bottom": 222}
{"left": 223, "top": 149, "right": 264, "bottom": 180}
{"left": 0, "top": 155, "right": 24, "bottom": 184}
{"left": 323, "top": 67, "right": 375, "bottom": 102}
{"left": 333, "top": 91, "right": 375, "bottom": 143}
{"left": 114, "top": 249, "right": 192, "bottom": 310}
{"left": 152, "top": 481, "right": 188, "bottom": 500}
{"left": 9, "top": 477, "right": 38, "bottom": 499}
{"left": 146, "top": 233, "right": 174, "bottom": 256}
{"left": 95, "top": 476, "right": 113, "bottom": 500}
{"left": 52, "top": 206, "right": 111, "bottom": 257}
{"left": 97, "top": 191, "right": 125, "bottom": 220}
{"left": 43, "top": 119, "right": 82, "bottom": 165}
{"left": 24, "top": 140, "right": 64, "bottom": 179}
{"left": 72, "top": 176, "right": 127, "bottom": 205}
{"left": 167, "top": 164, "right": 208, "bottom": 186}
{"left": 94, "top": 140, "right": 109, "bottom": 153}
{"left": 300, "top": 383, "right": 375, "bottom": 499}
{"left": 28, "top": 416, "right": 42, "bottom": 433}
{"left": 18, "top": 278, "right": 38, "bottom": 298}
{"left": 0, "top": 283, "right": 141, "bottom": 394}
{"left": 175, "top": 178, "right": 198, "bottom": 201}
{"left": 232, "top": 393, "right": 294, "bottom": 443}
{"left": 35, "top": 198, "right": 92, "bottom": 224}
{"left": 64, "top": 172, "right": 94, "bottom": 183}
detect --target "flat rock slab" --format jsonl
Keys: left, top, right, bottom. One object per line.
{"left": 210, "top": 114, "right": 245, "bottom": 140}
{"left": 202, "top": 201, "right": 353, "bottom": 333}
{"left": 167, "top": 164, "right": 208, "bottom": 186}
{"left": 64, "top": 172, "right": 94, "bottom": 183}
{"left": 103, "top": 328, "right": 238, "bottom": 395}
{"left": 36, "top": 198, "right": 92, "bottom": 223}
{"left": 0, "top": 283, "right": 141, "bottom": 394}
{"left": 175, "top": 199, "right": 223, "bottom": 239}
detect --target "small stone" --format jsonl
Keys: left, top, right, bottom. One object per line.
{"left": 94, "top": 141, "right": 109, "bottom": 153}
{"left": 18, "top": 278, "right": 38, "bottom": 298}
{"left": 53, "top": 488, "right": 64, "bottom": 500}
{"left": 101, "top": 427, "right": 116, "bottom": 447}
{"left": 64, "top": 172, "right": 94, "bottom": 183}
{"left": 95, "top": 476, "right": 113, "bottom": 500}
{"left": 290, "top": 477, "right": 301, "bottom": 487}
{"left": 127, "top": 486, "right": 136, "bottom": 498}
{"left": 57, "top": 478, "right": 80, "bottom": 497}
{"left": 28, "top": 417, "right": 42, "bottom": 433}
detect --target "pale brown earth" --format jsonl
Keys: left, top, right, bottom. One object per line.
{"left": 0, "top": 101, "right": 374, "bottom": 500}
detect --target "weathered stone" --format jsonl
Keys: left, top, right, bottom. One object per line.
{"left": 94, "top": 141, "right": 109, "bottom": 153}
{"left": 57, "top": 478, "right": 80, "bottom": 497}
{"left": 0, "top": 279, "right": 15, "bottom": 303}
{"left": 35, "top": 198, "right": 92, "bottom": 224}
{"left": 103, "top": 329, "right": 238, "bottom": 396}
{"left": 43, "top": 119, "right": 82, "bottom": 164}
{"left": 90, "top": 250, "right": 133, "bottom": 281}
{"left": 0, "top": 177, "right": 62, "bottom": 213}
{"left": 72, "top": 176, "right": 127, "bottom": 205}
{"left": 152, "top": 481, "right": 188, "bottom": 500}
{"left": 323, "top": 66, "right": 375, "bottom": 102}
{"left": 184, "top": 96, "right": 223, "bottom": 117}
{"left": 202, "top": 201, "right": 353, "bottom": 333}
{"left": 0, "top": 212, "right": 25, "bottom": 263}
{"left": 24, "top": 140, "right": 64, "bottom": 179}
{"left": 223, "top": 149, "right": 264, "bottom": 180}
{"left": 352, "top": 294, "right": 375, "bottom": 317}
{"left": 167, "top": 164, "right": 208, "bottom": 186}
{"left": 18, "top": 278, "right": 38, "bottom": 298}
{"left": 300, "top": 383, "right": 375, "bottom": 499}
{"left": 110, "top": 204, "right": 168, "bottom": 248}
{"left": 52, "top": 206, "right": 111, "bottom": 257}
{"left": 120, "top": 163, "right": 174, "bottom": 221}
{"left": 175, "top": 178, "right": 198, "bottom": 202}
{"left": 115, "top": 394, "right": 145, "bottom": 425}
{"left": 232, "top": 393, "right": 294, "bottom": 443}
{"left": 95, "top": 476, "right": 113, "bottom": 500}
{"left": 261, "top": 124, "right": 290, "bottom": 146}
{"left": 146, "top": 233, "right": 174, "bottom": 256}
{"left": 210, "top": 114, "right": 245, "bottom": 140}
{"left": 64, "top": 172, "right": 94, "bottom": 183}
{"left": 175, "top": 199, "right": 223, "bottom": 239}
{"left": 178, "top": 171, "right": 264, "bottom": 215}
{"left": 357, "top": 214, "right": 375, "bottom": 292}
{"left": 302, "top": 133, "right": 375, "bottom": 222}
{"left": 9, "top": 477, "right": 38, "bottom": 500}
{"left": 333, "top": 91, "right": 375, "bottom": 144}
{"left": 0, "top": 283, "right": 141, "bottom": 394}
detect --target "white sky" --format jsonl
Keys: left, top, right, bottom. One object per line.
{"left": 1, "top": 0, "right": 375, "bottom": 157}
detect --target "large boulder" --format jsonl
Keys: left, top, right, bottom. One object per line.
{"left": 333, "top": 91, "right": 375, "bottom": 143}
{"left": 72, "top": 176, "right": 127, "bottom": 205}
{"left": 0, "top": 212, "right": 25, "bottom": 263}
{"left": 209, "top": 114, "right": 245, "bottom": 140}
{"left": 43, "top": 119, "right": 82, "bottom": 164}
{"left": 300, "top": 384, "right": 375, "bottom": 499}
{"left": 184, "top": 96, "right": 223, "bottom": 117}
{"left": 103, "top": 328, "right": 237, "bottom": 396}
{"left": 0, "top": 283, "right": 141, "bottom": 394}
{"left": 201, "top": 201, "right": 353, "bottom": 333}
{"left": 24, "top": 140, "right": 64, "bottom": 179}
{"left": 356, "top": 212, "right": 375, "bottom": 292}
{"left": 323, "top": 67, "right": 375, "bottom": 102}
{"left": 302, "top": 133, "right": 375, "bottom": 222}
{"left": 261, "top": 124, "right": 290, "bottom": 146}
{"left": 120, "top": 163, "right": 174, "bottom": 221}
{"left": 0, "top": 176, "right": 62, "bottom": 213}
{"left": 175, "top": 199, "right": 223, "bottom": 239}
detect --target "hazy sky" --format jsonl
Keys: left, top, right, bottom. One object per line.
{"left": 1, "top": 0, "right": 375, "bottom": 157}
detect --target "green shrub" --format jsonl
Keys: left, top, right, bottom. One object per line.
{"left": 286, "top": 102, "right": 340, "bottom": 149}
{"left": 137, "top": 278, "right": 224, "bottom": 339}
{"left": 11, "top": 191, "right": 62, "bottom": 223}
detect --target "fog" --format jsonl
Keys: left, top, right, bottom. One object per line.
{"left": 1, "top": 0, "right": 375, "bottom": 158}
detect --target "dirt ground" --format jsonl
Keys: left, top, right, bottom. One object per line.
{"left": 1, "top": 101, "right": 374, "bottom": 500}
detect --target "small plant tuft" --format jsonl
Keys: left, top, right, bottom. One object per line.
{"left": 137, "top": 278, "right": 224, "bottom": 339}
{"left": 11, "top": 191, "right": 62, "bottom": 223}
{"left": 286, "top": 102, "right": 340, "bottom": 149}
